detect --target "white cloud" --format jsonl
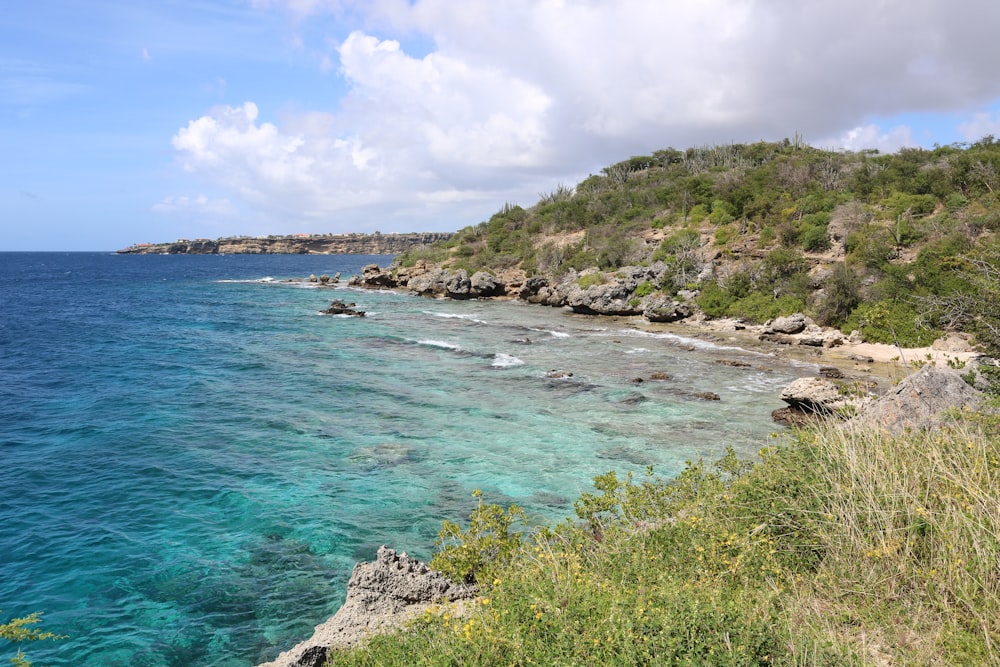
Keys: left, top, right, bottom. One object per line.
{"left": 152, "top": 194, "right": 237, "bottom": 217}
{"left": 815, "top": 124, "right": 916, "bottom": 154}
{"left": 959, "top": 112, "right": 1000, "bottom": 142}
{"left": 168, "top": 0, "right": 1000, "bottom": 233}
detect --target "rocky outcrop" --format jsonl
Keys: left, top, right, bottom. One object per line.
{"left": 643, "top": 296, "right": 693, "bottom": 323}
{"left": 322, "top": 300, "right": 365, "bottom": 317}
{"left": 774, "top": 365, "right": 987, "bottom": 431}
{"left": 779, "top": 377, "right": 851, "bottom": 415}
{"left": 351, "top": 263, "right": 514, "bottom": 300}
{"left": 117, "top": 233, "right": 453, "bottom": 255}
{"left": 258, "top": 546, "right": 476, "bottom": 667}
{"left": 772, "top": 376, "right": 872, "bottom": 426}
{"left": 767, "top": 313, "right": 807, "bottom": 335}
{"left": 848, "top": 366, "right": 984, "bottom": 433}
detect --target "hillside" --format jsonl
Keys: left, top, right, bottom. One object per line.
{"left": 385, "top": 137, "right": 1000, "bottom": 355}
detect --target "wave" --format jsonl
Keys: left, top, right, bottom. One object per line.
{"left": 527, "top": 327, "right": 571, "bottom": 339}
{"left": 416, "top": 339, "right": 463, "bottom": 351}
{"left": 427, "top": 311, "right": 489, "bottom": 325}
{"left": 491, "top": 353, "right": 525, "bottom": 368}
{"left": 216, "top": 276, "right": 278, "bottom": 284}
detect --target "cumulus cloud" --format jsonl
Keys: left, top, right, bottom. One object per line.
{"left": 815, "top": 124, "right": 916, "bottom": 154}
{"left": 169, "top": 0, "right": 1000, "bottom": 233}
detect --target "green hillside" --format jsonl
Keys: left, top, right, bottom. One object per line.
{"left": 401, "top": 137, "right": 1000, "bottom": 352}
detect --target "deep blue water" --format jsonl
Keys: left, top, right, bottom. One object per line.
{"left": 0, "top": 252, "right": 817, "bottom": 665}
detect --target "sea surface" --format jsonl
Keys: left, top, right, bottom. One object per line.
{"left": 0, "top": 252, "right": 819, "bottom": 666}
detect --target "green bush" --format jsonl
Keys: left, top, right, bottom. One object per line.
{"left": 576, "top": 272, "right": 605, "bottom": 290}
{"left": 633, "top": 281, "right": 655, "bottom": 298}
{"left": 800, "top": 223, "right": 831, "bottom": 252}
{"left": 431, "top": 489, "right": 527, "bottom": 585}
{"left": 695, "top": 281, "right": 735, "bottom": 318}
{"left": 842, "top": 300, "right": 942, "bottom": 347}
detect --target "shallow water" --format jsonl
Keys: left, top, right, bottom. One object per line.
{"left": 0, "top": 253, "right": 819, "bottom": 665}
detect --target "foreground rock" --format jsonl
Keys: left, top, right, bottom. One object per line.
{"left": 258, "top": 546, "right": 476, "bottom": 667}
{"left": 774, "top": 366, "right": 986, "bottom": 432}
{"left": 847, "top": 366, "right": 984, "bottom": 434}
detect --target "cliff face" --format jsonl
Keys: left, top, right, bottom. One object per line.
{"left": 117, "top": 233, "right": 453, "bottom": 255}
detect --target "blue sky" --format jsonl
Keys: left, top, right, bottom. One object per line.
{"left": 4, "top": 0, "right": 1000, "bottom": 251}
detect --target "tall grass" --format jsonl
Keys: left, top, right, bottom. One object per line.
{"left": 791, "top": 420, "right": 1000, "bottom": 664}
{"left": 324, "top": 416, "right": 1000, "bottom": 666}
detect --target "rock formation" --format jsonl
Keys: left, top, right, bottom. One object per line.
{"left": 258, "top": 546, "right": 476, "bottom": 667}
{"left": 322, "top": 300, "right": 365, "bottom": 317}
{"left": 117, "top": 233, "right": 453, "bottom": 255}
{"left": 774, "top": 365, "right": 986, "bottom": 431}
{"left": 847, "top": 366, "right": 984, "bottom": 433}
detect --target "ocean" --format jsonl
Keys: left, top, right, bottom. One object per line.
{"left": 0, "top": 252, "right": 817, "bottom": 666}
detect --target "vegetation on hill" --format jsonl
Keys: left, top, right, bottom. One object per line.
{"left": 325, "top": 414, "right": 1000, "bottom": 666}
{"left": 400, "top": 137, "right": 1000, "bottom": 352}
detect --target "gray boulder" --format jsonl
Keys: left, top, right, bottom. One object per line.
{"left": 849, "top": 366, "right": 984, "bottom": 434}
{"left": 767, "top": 313, "right": 808, "bottom": 335}
{"left": 643, "top": 296, "right": 692, "bottom": 323}
{"left": 779, "top": 377, "right": 848, "bottom": 414}
{"left": 470, "top": 271, "right": 505, "bottom": 298}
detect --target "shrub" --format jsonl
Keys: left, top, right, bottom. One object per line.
{"left": 431, "top": 489, "right": 527, "bottom": 585}
{"left": 1, "top": 611, "right": 65, "bottom": 667}
{"left": 633, "top": 281, "right": 655, "bottom": 298}
{"left": 800, "top": 223, "right": 831, "bottom": 251}
{"left": 814, "top": 263, "right": 862, "bottom": 327}
{"left": 696, "top": 281, "right": 735, "bottom": 318}
{"left": 576, "top": 272, "right": 605, "bottom": 290}
{"left": 843, "top": 300, "right": 942, "bottom": 347}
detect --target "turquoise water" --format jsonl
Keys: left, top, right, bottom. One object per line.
{"left": 0, "top": 253, "right": 818, "bottom": 665}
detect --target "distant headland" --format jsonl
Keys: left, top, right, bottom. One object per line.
{"left": 116, "top": 232, "right": 454, "bottom": 255}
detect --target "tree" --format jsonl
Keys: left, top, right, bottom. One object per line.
{"left": 815, "top": 263, "right": 861, "bottom": 326}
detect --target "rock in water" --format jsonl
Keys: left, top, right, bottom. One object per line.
{"left": 323, "top": 300, "right": 365, "bottom": 317}
{"left": 257, "top": 546, "right": 476, "bottom": 667}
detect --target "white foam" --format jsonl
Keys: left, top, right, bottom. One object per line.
{"left": 625, "top": 347, "right": 649, "bottom": 355}
{"left": 528, "top": 328, "right": 571, "bottom": 339}
{"left": 417, "top": 339, "right": 463, "bottom": 351}
{"left": 429, "top": 312, "right": 489, "bottom": 325}
{"left": 492, "top": 353, "right": 525, "bottom": 368}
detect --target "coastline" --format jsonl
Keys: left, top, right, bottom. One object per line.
{"left": 256, "top": 280, "right": 988, "bottom": 666}
{"left": 621, "top": 315, "right": 981, "bottom": 385}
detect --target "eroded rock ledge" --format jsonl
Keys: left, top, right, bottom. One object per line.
{"left": 258, "top": 546, "right": 476, "bottom": 667}
{"left": 773, "top": 366, "right": 986, "bottom": 433}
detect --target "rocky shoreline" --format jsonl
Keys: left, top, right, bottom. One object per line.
{"left": 348, "top": 260, "right": 983, "bottom": 381}
{"left": 250, "top": 261, "right": 996, "bottom": 665}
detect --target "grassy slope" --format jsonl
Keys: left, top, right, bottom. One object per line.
{"left": 327, "top": 416, "right": 1000, "bottom": 666}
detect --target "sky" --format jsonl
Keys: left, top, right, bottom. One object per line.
{"left": 5, "top": 1, "right": 1000, "bottom": 250}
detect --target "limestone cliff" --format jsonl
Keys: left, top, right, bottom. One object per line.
{"left": 117, "top": 232, "right": 453, "bottom": 255}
